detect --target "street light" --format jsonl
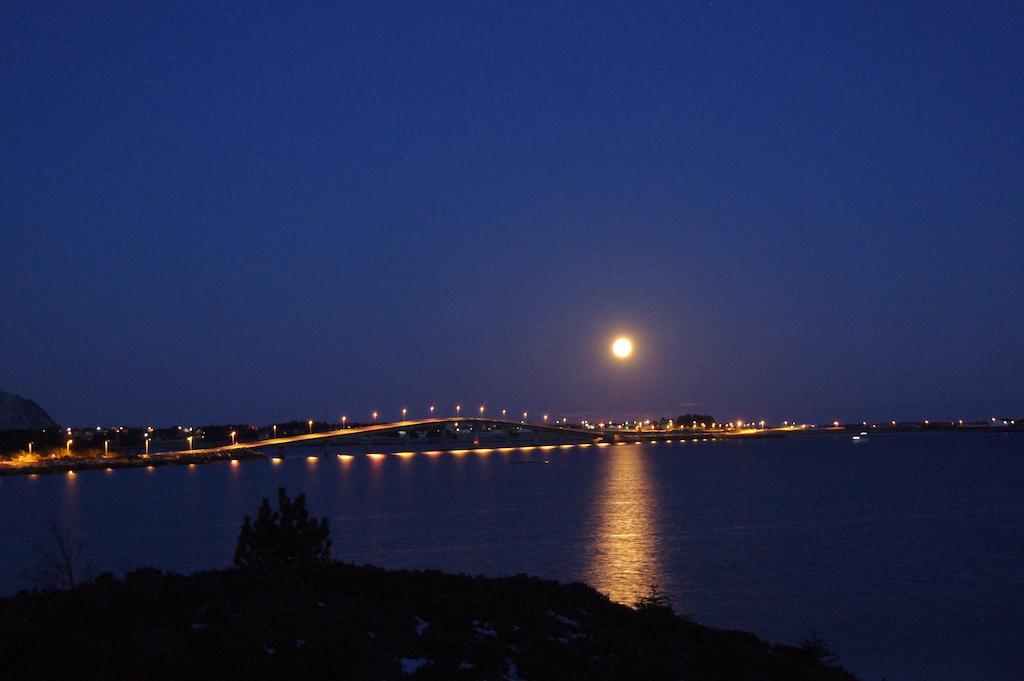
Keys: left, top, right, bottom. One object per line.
{"left": 455, "top": 405, "right": 461, "bottom": 417}
{"left": 522, "top": 411, "right": 528, "bottom": 423}
{"left": 402, "top": 407, "right": 407, "bottom": 420}
{"left": 479, "top": 405, "right": 485, "bottom": 417}
{"left": 342, "top": 416, "right": 347, "bottom": 428}
{"left": 104, "top": 439, "right": 109, "bottom": 455}
{"left": 372, "top": 411, "right": 378, "bottom": 424}
{"left": 308, "top": 419, "right": 313, "bottom": 433}
{"left": 66, "top": 439, "right": 72, "bottom": 454}
{"left": 145, "top": 435, "right": 150, "bottom": 455}
{"left": 187, "top": 436, "right": 193, "bottom": 451}
{"left": 272, "top": 425, "right": 277, "bottom": 438}
{"left": 230, "top": 430, "right": 237, "bottom": 445}
{"left": 429, "top": 405, "right": 435, "bottom": 417}
{"left": 27, "top": 442, "right": 33, "bottom": 455}
{"left": 501, "top": 409, "right": 506, "bottom": 419}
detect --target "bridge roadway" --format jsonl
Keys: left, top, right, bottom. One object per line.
{"left": 153, "top": 417, "right": 598, "bottom": 458}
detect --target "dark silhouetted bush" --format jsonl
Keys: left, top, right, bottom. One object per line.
{"left": 234, "top": 487, "right": 330, "bottom": 569}
{"left": 634, "top": 584, "right": 673, "bottom": 613}
{"left": 800, "top": 631, "right": 840, "bottom": 665}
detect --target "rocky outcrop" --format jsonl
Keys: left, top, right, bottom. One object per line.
{"left": 0, "top": 391, "right": 59, "bottom": 430}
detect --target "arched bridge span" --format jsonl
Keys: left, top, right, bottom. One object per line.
{"left": 159, "top": 417, "right": 598, "bottom": 457}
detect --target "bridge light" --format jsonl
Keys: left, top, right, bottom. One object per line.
{"left": 372, "top": 411, "right": 378, "bottom": 424}
{"left": 402, "top": 408, "right": 407, "bottom": 420}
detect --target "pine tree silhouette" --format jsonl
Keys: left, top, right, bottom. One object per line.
{"left": 234, "top": 488, "right": 331, "bottom": 569}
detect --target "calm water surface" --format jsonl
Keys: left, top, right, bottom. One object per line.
{"left": 1, "top": 432, "right": 1022, "bottom": 680}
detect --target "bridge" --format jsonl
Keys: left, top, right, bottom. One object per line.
{"left": 155, "top": 417, "right": 600, "bottom": 458}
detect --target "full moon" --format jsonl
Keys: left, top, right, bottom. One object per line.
{"left": 611, "top": 336, "right": 634, "bottom": 359}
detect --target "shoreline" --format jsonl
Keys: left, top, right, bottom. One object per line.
{"left": 2, "top": 426, "right": 1019, "bottom": 477}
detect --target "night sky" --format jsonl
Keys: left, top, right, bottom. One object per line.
{"left": 3, "top": 2, "right": 1022, "bottom": 427}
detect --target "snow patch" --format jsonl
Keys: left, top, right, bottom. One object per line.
{"left": 400, "top": 658, "right": 430, "bottom": 674}
{"left": 546, "top": 610, "right": 582, "bottom": 629}
{"left": 473, "top": 619, "right": 497, "bottom": 637}
{"left": 502, "top": 658, "right": 522, "bottom": 680}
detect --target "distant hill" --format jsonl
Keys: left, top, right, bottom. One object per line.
{"left": 0, "top": 391, "right": 59, "bottom": 430}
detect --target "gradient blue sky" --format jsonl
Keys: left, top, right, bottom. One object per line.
{"left": 2, "top": 2, "right": 1022, "bottom": 426}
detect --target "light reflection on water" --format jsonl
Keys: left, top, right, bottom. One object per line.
{"left": 585, "top": 446, "right": 665, "bottom": 604}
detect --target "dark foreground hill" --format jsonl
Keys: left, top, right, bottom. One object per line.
{"left": 0, "top": 562, "right": 859, "bottom": 681}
